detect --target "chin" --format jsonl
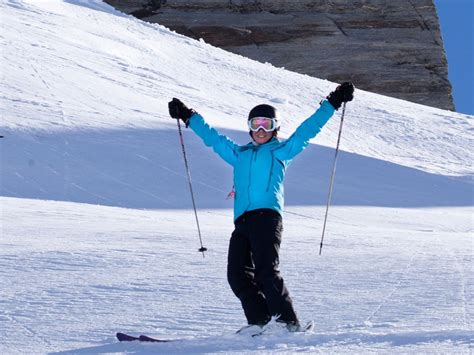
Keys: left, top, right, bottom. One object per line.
{"left": 251, "top": 131, "right": 274, "bottom": 144}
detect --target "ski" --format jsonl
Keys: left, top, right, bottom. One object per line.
{"left": 117, "top": 321, "right": 315, "bottom": 343}
{"left": 116, "top": 332, "right": 139, "bottom": 342}
{"left": 116, "top": 332, "right": 172, "bottom": 343}
{"left": 251, "top": 320, "right": 315, "bottom": 338}
{"left": 235, "top": 324, "right": 265, "bottom": 336}
{"left": 301, "top": 320, "right": 315, "bottom": 333}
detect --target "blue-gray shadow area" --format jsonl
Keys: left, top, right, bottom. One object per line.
{"left": 1, "top": 126, "right": 472, "bottom": 209}
{"left": 49, "top": 329, "right": 474, "bottom": 354}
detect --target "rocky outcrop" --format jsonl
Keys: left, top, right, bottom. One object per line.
{"left": 105, "top": 0, "right": 454, "bottom": 110}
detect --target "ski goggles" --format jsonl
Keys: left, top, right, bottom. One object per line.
{"left": 248, "top": 117, "right": 279, "bottom": 132}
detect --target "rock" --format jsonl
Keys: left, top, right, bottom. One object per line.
{"left": 104, "top": 0, "right": 454, "bottom": 111}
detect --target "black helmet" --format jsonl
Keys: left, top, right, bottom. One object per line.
{"left": 248, "top": 104, "right": 278, "bottom": 121}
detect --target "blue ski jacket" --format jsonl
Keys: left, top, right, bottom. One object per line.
{"left": 188, "top": 100, "right": 336, "bottom": 221}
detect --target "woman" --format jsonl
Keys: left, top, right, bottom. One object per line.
{"left": 168, "top": 82, "right": 354, "bottom": 331}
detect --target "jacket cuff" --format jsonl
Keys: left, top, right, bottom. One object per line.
{"left": 187, "top": 111, "right": 200, "bottom": 128}
{"left": 320, "top": 99, "right": 337, "bottom": 112}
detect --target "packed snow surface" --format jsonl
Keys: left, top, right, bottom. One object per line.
{"left": 1, "top": 0, "right": 473, "bottom": 354}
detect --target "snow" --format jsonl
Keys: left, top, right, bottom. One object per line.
{"left": 1, "top": 0, "right": 473, "bottom": 353}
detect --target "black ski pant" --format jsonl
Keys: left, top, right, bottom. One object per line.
{"left": 227, "top": 208, "right": 298, "bottom": 325}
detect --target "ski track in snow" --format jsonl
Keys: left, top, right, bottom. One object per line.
{"left": 2, "top": 198, "right": 473, "bottom": 354}
{"left": 363, "top": 237, "right": 425, "bottom": 326}
{"left": 1, "top": 0, "right": 473, "bottom": 354}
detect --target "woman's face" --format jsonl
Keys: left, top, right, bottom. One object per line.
{"left": 251, "top": 128, "right": 274, "bottom": 145}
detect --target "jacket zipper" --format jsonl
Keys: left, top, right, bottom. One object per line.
{"left": 247, "top": 148, "right": 255, "bottom": 209}
{"left": 266, "top": 151, "right": 274, "bottom": 192}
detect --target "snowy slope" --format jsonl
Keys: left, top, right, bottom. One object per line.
{"left": 1, "top": 0, "right": 473, "bottom": 354}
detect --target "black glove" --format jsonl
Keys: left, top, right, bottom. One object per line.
{"left": 168, "top": 98, "right": 196, "bottom": 127}
{"left": 326, "top": 82, "right": 354, "bottom": 110}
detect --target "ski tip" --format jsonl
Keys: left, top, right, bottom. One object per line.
{"left": 116, "top": 332, "right": 139, "bottom": 342}
{"left": 116, "top": 332, "right": 171, "bottom": 343}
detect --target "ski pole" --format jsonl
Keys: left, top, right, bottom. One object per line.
{"left": 319, "top": 102, "right": 347, "bottom": 255}
{"left": 176, "top": 119, "right": 207, "bottom": 258}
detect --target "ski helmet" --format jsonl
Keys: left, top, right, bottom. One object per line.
{"left": 248, "top": 104, "right": 278, "bottom": 121}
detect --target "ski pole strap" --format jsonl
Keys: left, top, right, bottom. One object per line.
{"left": 177, "top": 119, "right": 207, "bottom": 257}
{"left": 319, "top": 102, "right": 346, "bottom": 255}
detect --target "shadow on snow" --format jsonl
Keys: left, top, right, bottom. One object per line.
{"left": 50, "top": 329, "right": 474, "bottom": 354}
{"left": 1, "top": 126, "right": 472, "bottom": 209}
